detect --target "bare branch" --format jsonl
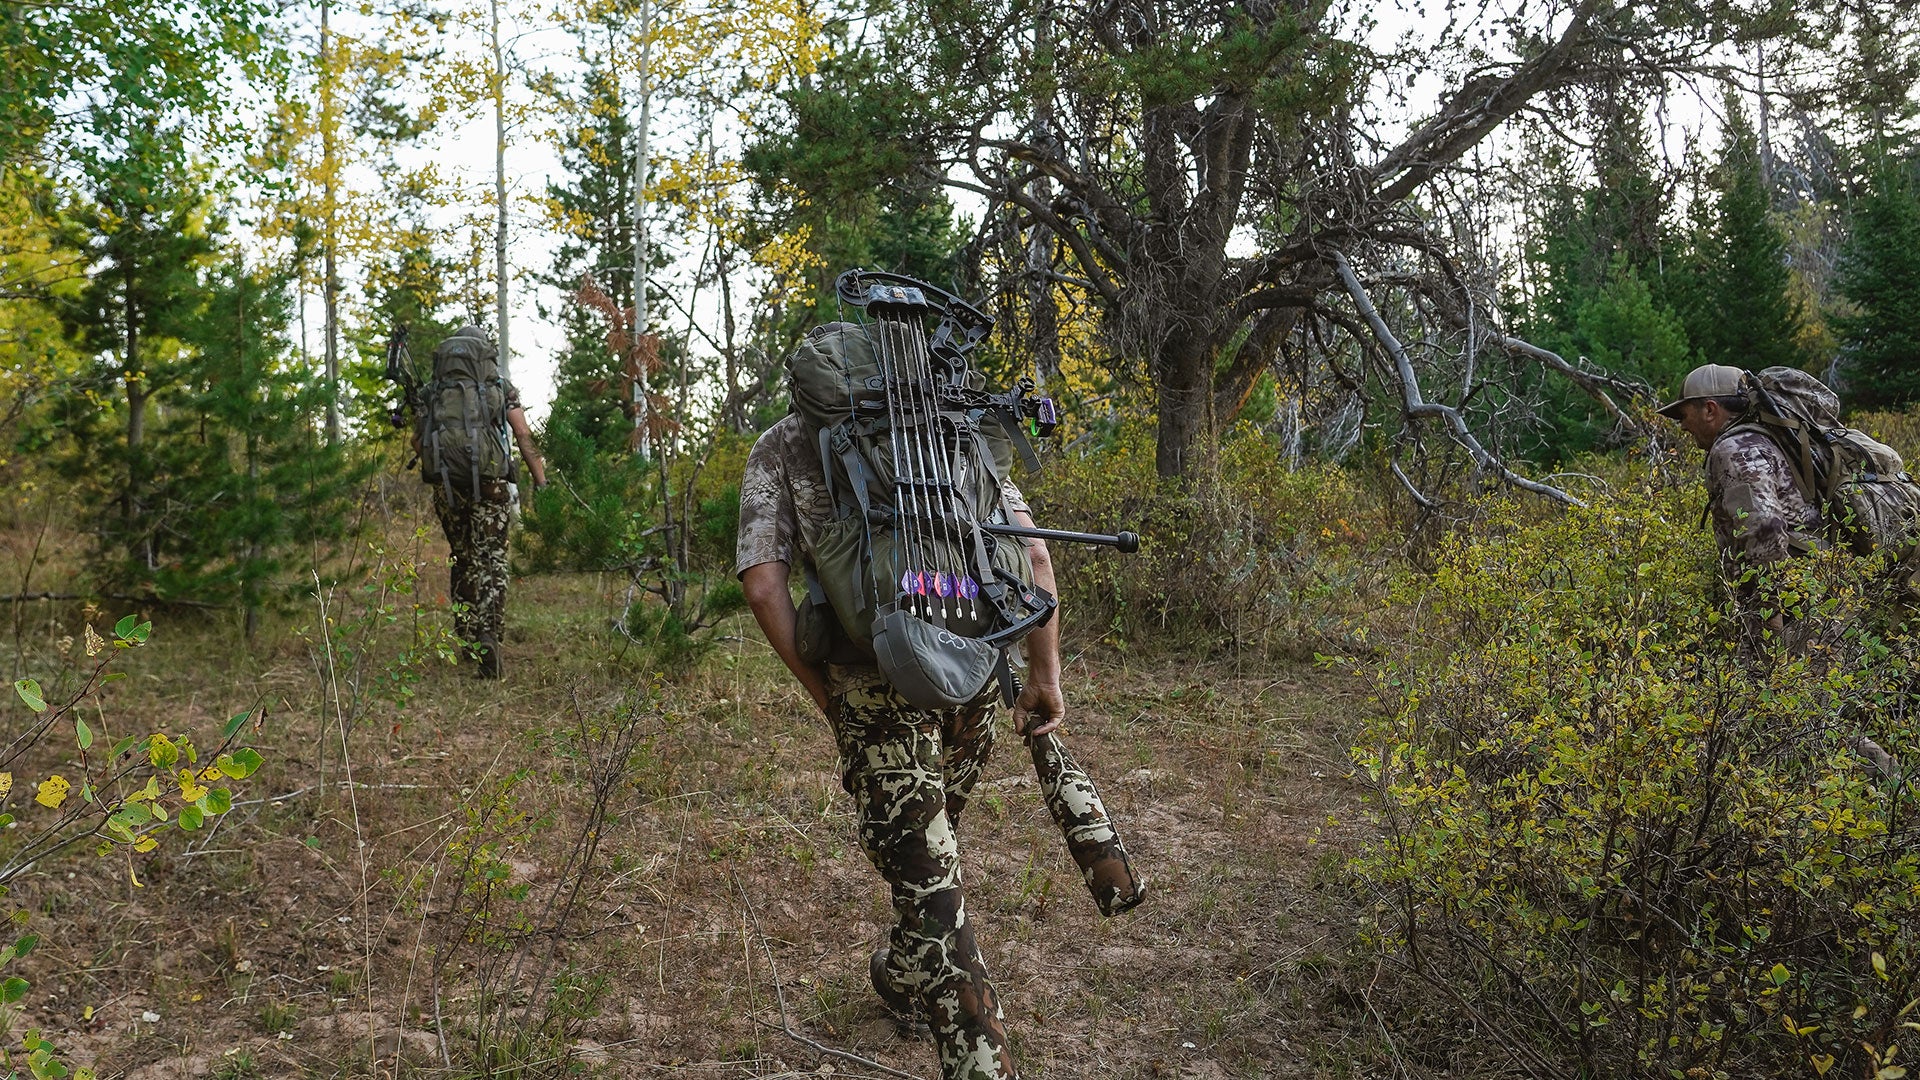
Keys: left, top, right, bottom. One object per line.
{"left": 1491, "top": 334, "right": 1648, "bottom": 437}
{"left": 1369, "top": 0, "right": 1611, "bottom": 204}
{"left": 1330, "top": 249, "right": 1585, "bottom": 508}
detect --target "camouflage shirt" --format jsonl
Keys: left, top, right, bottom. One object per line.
{"left": 734, "top": 413, "right": 1029, "bottom": 577}
{"left": 1705, "top": 426, "right": 1824, "bottom": 569}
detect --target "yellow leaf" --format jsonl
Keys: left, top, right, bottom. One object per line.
{"left": 35, "top": 774, "right": 69, "bottom": 808}
{"left": 84, "top": 625, "right": 104, "bottom": 656}
{"left": 177, "top": 769, "right": 207, "bottom": 803}
{"left": 1876, "top": 1068, "right": 1906, "bottom": 1080}
{"left": 0, "top": 773, "right": 11, "bottom": 796}
{"left": 132, "top": 836, "right": 157, "bottom": 853}
{"left": 82, "top": 1005, "right": 93, "bottom": 1021}
{"left": 1812, "top": 1055, "right": 1835, "bottom": 1076}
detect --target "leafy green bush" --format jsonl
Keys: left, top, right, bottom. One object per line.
{"left": 1354, "top": 479, "right": 1919, "bottom": 1077}
{"left": 1024, "top": 421, "right": 1391, "bottom": 657}
{"left": 517, "top": 417, "right": 751, "bottom": 671}
{"left": 6, "top": 613, "right": 269, "bottom": 1080}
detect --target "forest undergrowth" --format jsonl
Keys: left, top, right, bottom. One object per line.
{"left": 2, "top": 414, "right": 1919, "bottom": 1078}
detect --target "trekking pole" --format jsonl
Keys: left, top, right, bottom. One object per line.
{"left": 980, "top": 522, "right": 1140, "bottom": 553}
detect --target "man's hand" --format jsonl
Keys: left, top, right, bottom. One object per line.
{"left": 1014, "top": 679, "right": 1065, "bottom": 739}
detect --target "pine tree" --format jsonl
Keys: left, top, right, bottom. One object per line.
{"left": 153, "top": 253, "right": 368, "bottom": 614}
{"left": 541, "top": 60, "right": 644, "bottom": 455}
{"left": 1519, "top": 99, "right": 1691, "bottom": 459}
{"left": 46, "top": 124, "right": 367, "bottom": 603}
{"left": 1682, "top": 101, "right": 1809, "bottom": 373}
{"left": 744, "top": 45, "right": 964, "bottom": 329}
{"left": 56, "top": 122, "right": 218, "bottom": 576}
{"left": 1835, "top": 154, "right": 1920, "bottom": 408}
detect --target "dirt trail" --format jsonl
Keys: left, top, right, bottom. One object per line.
{"left": 4, "top": 572, "right": 1382, "bottom": 1079}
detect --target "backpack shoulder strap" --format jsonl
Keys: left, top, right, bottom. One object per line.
{"left": 1733, "top": 414, "right": 1824, "bottom": 508}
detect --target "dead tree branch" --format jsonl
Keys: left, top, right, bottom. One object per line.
{"left": 1330, "top": 249, "right": 1585, "bottom": 508}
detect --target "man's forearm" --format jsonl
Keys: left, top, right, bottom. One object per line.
{"left": 1016, "top": 515, "right": 1062, "bottom": 686}
{"left": 515, "top": 430, "right": 546, "bottom": 487}
{"left": 506, "top": 408, "right": 547, "bottom": 487}
{"left": 741, "top": 563, "right": 833, "bottom": 715}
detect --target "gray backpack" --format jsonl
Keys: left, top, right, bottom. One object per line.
{"left": 420, "top": 327, "right": 515, "bottom": 498}
{"left": 786, "top": 279, "right": 1056, "bottom": 710}
{"left": 1741, "top": 366, "right": 1920, "bottom": 555}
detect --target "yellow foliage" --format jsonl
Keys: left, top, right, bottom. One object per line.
{"left": 33, "top": 775, "right": 69, "bottom": 809}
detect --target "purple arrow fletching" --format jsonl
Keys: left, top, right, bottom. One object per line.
{"left": 934, "top": 572, "right": 954, "bottom": 598}
{"left": 959, "top": 575, "right": 979, "bottom": 599}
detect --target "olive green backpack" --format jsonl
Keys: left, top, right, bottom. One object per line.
{"left": 420, "top": 327, "right": 516, "bottom": 499}
{"left": 785, "top": 318, "right": 1052, "bottom": 709}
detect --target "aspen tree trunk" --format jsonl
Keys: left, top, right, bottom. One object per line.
{"left": 629, "top": 0, "right": 654, "bottom": 460}
{"left": 1756, "top": 40, "right": 1773, "bottom": 193}
{"left": 490, "top": 0, "right": 510, "bottom": 376}
{"left": 320, "top": 0, "right": 340, "bottom": 445}
{"left": 123, "top": 256, "right": 146, "bottom": 568}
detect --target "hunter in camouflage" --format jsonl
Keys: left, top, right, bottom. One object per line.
{"left": 417, "top": 327, "right": 548, "bottom": 679}
{"left": 1662, "top": 365, "right": 1825, "bottom": 609}
{"left": 1704, "top": 428, "right": 1825, "bottom": 572}
{"left": 831, "top": 671, "right": 1015, "bottom": 1078}
{"left": 737, "top": 413, "right": 1059, "bottom": 1080}
{"left": 1661, "top": 364, "right": 1904, "bottom": 777}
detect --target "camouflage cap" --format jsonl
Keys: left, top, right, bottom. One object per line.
{"left": 1657, "top": 364, "right": 1748, "bottom": 418}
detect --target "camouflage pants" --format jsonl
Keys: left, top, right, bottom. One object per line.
{"left": 431, "top": 481, "right": 512, "bottom": 645}
{"left": 829, "top": 669, "right": 1017, "bottom": 1080}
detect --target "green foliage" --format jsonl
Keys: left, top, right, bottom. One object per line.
{"left": 3, "top": 614, "right": 268, "bottom": 1080}
{"left": 0, "top": 0, "right": 278, "bottom": 168}
{"left": 1530, "top": 258, "right": 1694, "bottom": 459}
{"left": 26, "top": 128, "right": 365, "bottom": 606}
{"left": 1678, "top": 101, "right": 1811, "bottom": 375}
{"left": 1518, "top": 111, "right": 1691, "bottom": 461}
{"left": 1836, "top": 154, "right": 1920, "bottom": 409}
{"left": 1355, "top": 481, "right": 1920, "bottom": 1077}
{"left": 518, "top": 421, "right": 751, "bottom": 672}
{"left": 743, "top": 43, "right": 965, "bottom": 327}
{"left": 1024, "top": 421, "right": 1390, "bottom": 656}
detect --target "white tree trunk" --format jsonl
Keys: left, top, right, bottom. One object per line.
{"left": 490, "top": 0, "right": 510, "bottom": 378}
{"left": 630, "top": 0, "right": 654, "bottom": 459}
{"left": 320, "top": 0, "right": 339, "bottom": 445}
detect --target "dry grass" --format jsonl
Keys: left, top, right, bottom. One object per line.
{"left": 0, "top": 487, "right": 1386, "bottom": 1080}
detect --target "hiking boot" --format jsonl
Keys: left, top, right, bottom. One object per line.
{"left": 869, "top": 947, "right": 916, "bottom": 1017}
{"left": 474, "top": 637, "right": 501, "bottom": 679}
